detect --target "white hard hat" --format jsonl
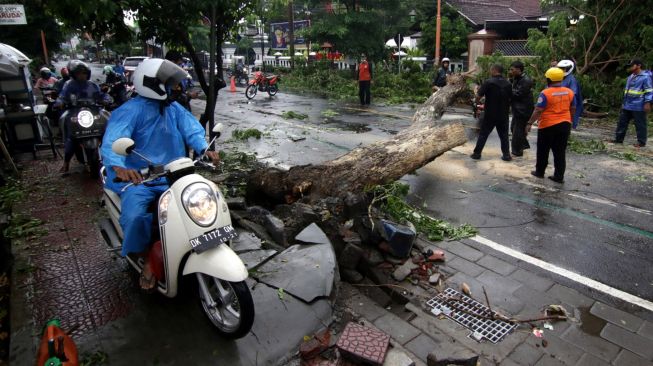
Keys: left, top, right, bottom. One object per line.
{"left": 133, "top": 58, "right": 189, "bottom": 101}
{"left": 40, "top": 67, "right": 51, "bottom": 73}
{"left": 442, "top": 57, "right": 450, "bottom": 63}
{"left": 557, "top": 60, "right": 575, "bottom": 76}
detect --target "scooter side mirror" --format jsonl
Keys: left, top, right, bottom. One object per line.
{"left": 112, "top": 137, "right": 136, "bottom": 156}
{"left": 212, "top": 123, "right": 224, "bottom": 134}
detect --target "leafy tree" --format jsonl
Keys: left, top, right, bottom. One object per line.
{"left": 418, "top": 5, "right": 471, "bottom": 60}
{"left": 527, "top": 0, "right": 653, "bottom": 76}
{"left": 47, "top": 0, "right": 257, "bottom": 126}
{"left": 1, "top": 0, "right": 64, "bottom": 60}
{"left": 301, "top": 0, "right": 414, "bottom": 61}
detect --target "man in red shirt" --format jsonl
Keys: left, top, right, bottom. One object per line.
{"left": 357, "top": 54, "right": 373, "bottom": 105}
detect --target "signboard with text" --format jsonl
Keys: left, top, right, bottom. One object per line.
{"left": 269, "top": 20, "right": 310, "bottom": 49}
{"left": 0, "top": 4, "right": 27, "bottom": 25}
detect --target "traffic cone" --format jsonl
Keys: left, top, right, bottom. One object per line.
{"left": 230, "top": 76, "right": 236, "bottom": 92}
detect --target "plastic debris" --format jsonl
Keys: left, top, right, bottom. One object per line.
{"left": 461, "top": 283, "right": 472, "bottom": 297}
{"left": 543, "top": 322, "right": 554, "bottom": 330}
{"left": 532, "top": 328, "right": 543, "bottom": 338}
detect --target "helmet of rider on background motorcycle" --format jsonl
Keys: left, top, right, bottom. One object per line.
{"left": 39, "top": 67, "right": 51, "bottom": 78}
{"left": 132, "top": 58, "right": 189, "bottom": 101}
{"left": 441, "top": 57, "right": 450, "bottom": 64}
{"left": 556, "top": 59, "right": 575, "bottom": 76}
{"left": 103, "top": 65, "right": 115, "bottom": 75}
{"left": 67, "top": 60, "right": 91, "bottom": 81}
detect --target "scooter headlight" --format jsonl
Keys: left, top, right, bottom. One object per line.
{"left": 158, "top": 191, "right": 172, "bottom": 225}
{"left": 77, "top": 110, "right": 94, "bottom": 128}
{"left": 181, "top": 183, "right": 217, "bottom": 227}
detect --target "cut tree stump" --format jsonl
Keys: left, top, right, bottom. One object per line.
{"left": 249, "top": 74, "right": 471, "bottom": 203}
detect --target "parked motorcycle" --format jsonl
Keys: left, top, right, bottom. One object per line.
{"left": 58, "top": 96, "right": 110, "bottom": 178}
{"left": 245, "top": 71, "right": 279, "bottom": 99}
{"left": 99, "top": 124, "right": 255, "bottom": 338}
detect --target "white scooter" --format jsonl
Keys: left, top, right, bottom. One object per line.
{"left": 99, "top": 124, "right": 255, "bottom": 338}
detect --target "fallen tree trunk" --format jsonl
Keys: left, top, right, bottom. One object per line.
{"left": 249, "top": 74, "right": 471, "bottom": 203}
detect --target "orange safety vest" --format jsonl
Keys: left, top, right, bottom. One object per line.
{"left": 538, "top": 86, "right": 575, "bottom": 129}
{"left": 358, "top": 61, "right": 371, "bottom": 81}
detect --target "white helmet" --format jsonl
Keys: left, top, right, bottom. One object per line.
{"left": 40, "top": 67, "right": 51, "bottom": 73}
{"left": 442, "top": 57, "right": 450, "bottom": 63}
{"left": 557, "top": 60, "right": 575, "bottom": 76}
{"left": 132, "top": 58, "right": 189, "bottom": 101}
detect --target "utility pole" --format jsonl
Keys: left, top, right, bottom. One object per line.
{"left": 435, "top": 0, "right": 441, "bottom": 66}
{"left": 40, "top": 30, "right": 49, "bottom": 65}
{"left": 288, "top": 0, "right": 295, "bottom": 69}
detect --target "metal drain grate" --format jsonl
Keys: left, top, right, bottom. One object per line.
{"left": 426, "top": 288, "right": 517, "bottom": 343}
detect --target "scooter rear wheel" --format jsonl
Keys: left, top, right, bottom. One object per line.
{"left": 197, "top": 274, "right": 255, "bottom": 339}
{"left": 245, "top": 84, "right": 257, "bottom": 99}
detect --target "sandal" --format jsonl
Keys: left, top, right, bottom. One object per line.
{"left": 139, "top": 270, "right": 157, "bottom": 293}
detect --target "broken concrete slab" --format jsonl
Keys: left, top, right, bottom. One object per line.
{"left": 265, "top": 214, "right": 287, "bottom": 246}
{"left": 295, "top": 222, "right": 331, "bottom": 245}
{"left": 428, "top": 273, "right": 441, "bottom": 284}
{"left": 230, "top": 229, "right": 263, "bottom": 253}
{"left": 384, "top": 348, "right": 416, "bottom": 366}
{"left": 392, "top": 261, "right": 418, "bottom": 282}
{"left": 225, "top": 196, "right": 247, "bottom": 211}
{"left": 255, "top": 242, "right": 336, "bottom": 303}
{"left": 426, "top": 351, "right": 479, "bottom": 366}
{"left": 341, "top": 269, "right": 364, "bottom": 284}
{"left": 239, "top": 249, "right": 278, "bottom": 270}
{"left": 379, "top": 220, "right": 416, "bottom": 258}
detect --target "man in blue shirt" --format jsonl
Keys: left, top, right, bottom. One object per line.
{"left": 557, "top": 60, "right": 583, "bottom": 129}
{"left": 112, "top": 58, "right": 125, "bottom": 77}
{"left": 612, "top": 59, "right": 652, "bottom": 148}
{"left": 102, "top": 58, "right": 219, "bottom": 290}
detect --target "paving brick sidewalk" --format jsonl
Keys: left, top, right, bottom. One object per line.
{"left": 9, "top": 157, "right": 136, "bottom": 363}
{"left": 343, "top": 237, "right": 653, "bottom": 366}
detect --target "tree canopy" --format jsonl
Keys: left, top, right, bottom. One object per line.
{"left": 527, "top": 0, "right": 653, "bottom": 77}
{"left": 417, "top": 4, "right": 471, "bottom": 60}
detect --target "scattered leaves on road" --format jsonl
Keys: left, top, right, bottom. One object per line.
{"left": 232, "top": 128, "right": 263, "bottom": 140}
{"left": 282, "top": 111, "right": 309, "bottom": 120}
{"left": 277, "top": 288, "right": 285, "bottom": 300}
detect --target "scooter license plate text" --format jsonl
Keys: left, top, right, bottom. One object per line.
{"left": 190, "top": 225, "right": 238, "bottom": 254}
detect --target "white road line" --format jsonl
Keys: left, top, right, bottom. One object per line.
{"left": 470, "top": 235, "right": 653, "bottom": 312}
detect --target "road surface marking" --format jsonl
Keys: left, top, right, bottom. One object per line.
{"left": 494, "top": 187, "right": 653, "bottom": 239}
{"left": 470, "top": 235, "right": 653, "bottom": 312}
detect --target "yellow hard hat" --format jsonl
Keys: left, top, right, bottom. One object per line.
{"left": 545, "top": 67, "right": 565, "bottom": 82}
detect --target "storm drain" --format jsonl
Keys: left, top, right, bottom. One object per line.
{"left": 426, "top": 287, "right": 517, "bottom": 343}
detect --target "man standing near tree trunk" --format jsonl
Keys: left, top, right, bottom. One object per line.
{"left": 509, "top": 61, "right": 533, "bottom": 156}
{"left": 471, "top": 64, "right": 513, "bottom": 161}
{"left": 357, "top": 54, "right": 373, "bottom": 106}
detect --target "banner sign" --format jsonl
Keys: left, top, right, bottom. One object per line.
{"left": 270, "top": 20, "right": 310, "bottom": 49}
{"left": 0, "top": 4, "right": 27, "bottom": 25}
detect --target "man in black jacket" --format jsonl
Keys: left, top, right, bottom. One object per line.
{"left": 509, "top": 61, "right": 534, "bottom": 156}
{"left": 471, "top": 64, "right": 513, "bottom": 161}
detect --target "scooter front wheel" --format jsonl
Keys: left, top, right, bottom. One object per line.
{"left": 197, "top": 274, "right": 255, "bottom": 339}
{"left": 245, "top": 84, "right": 257, "bottom": 99}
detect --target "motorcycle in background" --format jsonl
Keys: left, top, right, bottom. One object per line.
{"left": 58, "top": 95, "right": 110, "bottom": 178}
{"left": 245, "top": 71, "right": 279, "bottom": 100}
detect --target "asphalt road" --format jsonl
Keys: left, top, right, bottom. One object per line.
{"left": 204, "top": 87, "right": 653, "bottom": 309}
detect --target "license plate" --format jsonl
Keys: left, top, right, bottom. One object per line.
{"left": 189, "top": 225, "right": 238, "bottom": 254}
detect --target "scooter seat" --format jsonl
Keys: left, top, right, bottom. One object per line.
{"left": 104, "top": 188, "right": 122, "bottom": 212}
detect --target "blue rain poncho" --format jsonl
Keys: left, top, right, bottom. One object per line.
{"left": 101, "top": 96, "right": 208, "bottom": 255}
{"left": 560, "top": 74, "right": 583, "bottom": 128}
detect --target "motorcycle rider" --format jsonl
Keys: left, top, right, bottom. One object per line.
{"left": 557, "top": 60, "right": 583, "bottom": 129}
{"left": 101, "top": 58, "right": 220, "bottom": 291}
{"left": 34, "top": 67, "right": 58, "bottom": 89}
{"left": 164, "top": 51, "right": 198, "bottom": 112}
{"left": 54, "top": 67, "right": 69, "bottom": 94}
{"left": 55, "top": 60, "right": 111, "bottom": 174}
{"left": 103, "top": 65, "right": 128, "bottom": 105}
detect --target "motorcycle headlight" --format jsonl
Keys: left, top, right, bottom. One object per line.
{"left": 158, "top": 191, "right": 172, "bottom": 225}
{"left": 77, "top": 110, "right": 94, "bottom": 128}
{"left": 181, "top": 183, "right": 217, "bottom": 227}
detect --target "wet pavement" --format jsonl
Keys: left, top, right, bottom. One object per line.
{"left": 202, "top": 87, "right": 653, "bottom": 308}
{"left": 8, "top": 155, "right": 336, "bottom": 365}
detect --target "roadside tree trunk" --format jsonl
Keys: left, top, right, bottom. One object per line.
{"left": 249, "top": 74, "right": 471, "bottom": 203}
